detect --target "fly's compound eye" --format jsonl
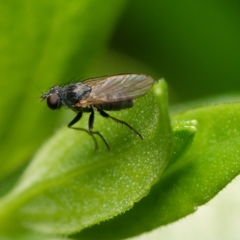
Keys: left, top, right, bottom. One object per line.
{"left": 47, "top": 94, "right": 60, "bottom": 110}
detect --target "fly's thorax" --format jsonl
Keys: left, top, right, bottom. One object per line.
{"left": 62, "top": 83, "right": 91, "bottom": 108}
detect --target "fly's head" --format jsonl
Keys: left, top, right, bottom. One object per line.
{"left": 41, "top": 86, "right": 63, "bottom": 110}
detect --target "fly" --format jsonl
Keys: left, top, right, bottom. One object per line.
{"left": 41, "top": 74, "right": 154, "bottom": 150}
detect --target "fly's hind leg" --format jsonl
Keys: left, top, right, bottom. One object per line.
{"left": 97, "top": 109, "right": 143, "bottom": 139}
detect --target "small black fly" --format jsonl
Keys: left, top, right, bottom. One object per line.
{"left": 41, "top": 74, "right": 154, "bottom": 150}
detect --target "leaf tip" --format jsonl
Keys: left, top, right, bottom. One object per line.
{"left": 153, "top": 78, "right": 167, "bottom": 96}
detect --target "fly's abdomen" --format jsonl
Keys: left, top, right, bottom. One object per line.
{"left": 94, "top": 99, "right": 134, "bottom": 111}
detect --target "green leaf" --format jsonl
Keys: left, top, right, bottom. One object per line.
{"left": 170, "top": 93, "right": 240, "bottom": 115}
{"left": 0, "top": 80, "right": 172, "bottom": 236}
{"left": 0, "top": 227, "right": 64, "bottom": 240}
{"left": 168, "top": 120, "right": 197, "bottom": 166}
{"left": 0, "top": 0, "right": 127, "bottom": 183}
{"left": 76, "top": 102, "right": 240, "bottom": 239}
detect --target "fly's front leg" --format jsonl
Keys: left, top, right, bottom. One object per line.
{"left": 97, "top": 109, "right": 143, "bottom": 139}
{"left": 68, "top": 112, "right": 83, "bottom": 127}
{"left": 68, "top": 111, "right": 98, "bottom": 150}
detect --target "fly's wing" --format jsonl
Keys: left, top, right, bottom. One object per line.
{"left": 77, "top": 74, "right": 154, "bottom": 106}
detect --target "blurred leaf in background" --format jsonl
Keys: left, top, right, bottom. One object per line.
{"left": 0, "top": 0, "right": 126, "bottom": 188}
{"left": 110, "top": 0, "right": 240, "bottom": 101}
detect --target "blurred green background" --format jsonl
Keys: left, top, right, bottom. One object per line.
{"left": 0, "top": 0, "right": 240, "bottom": 239}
